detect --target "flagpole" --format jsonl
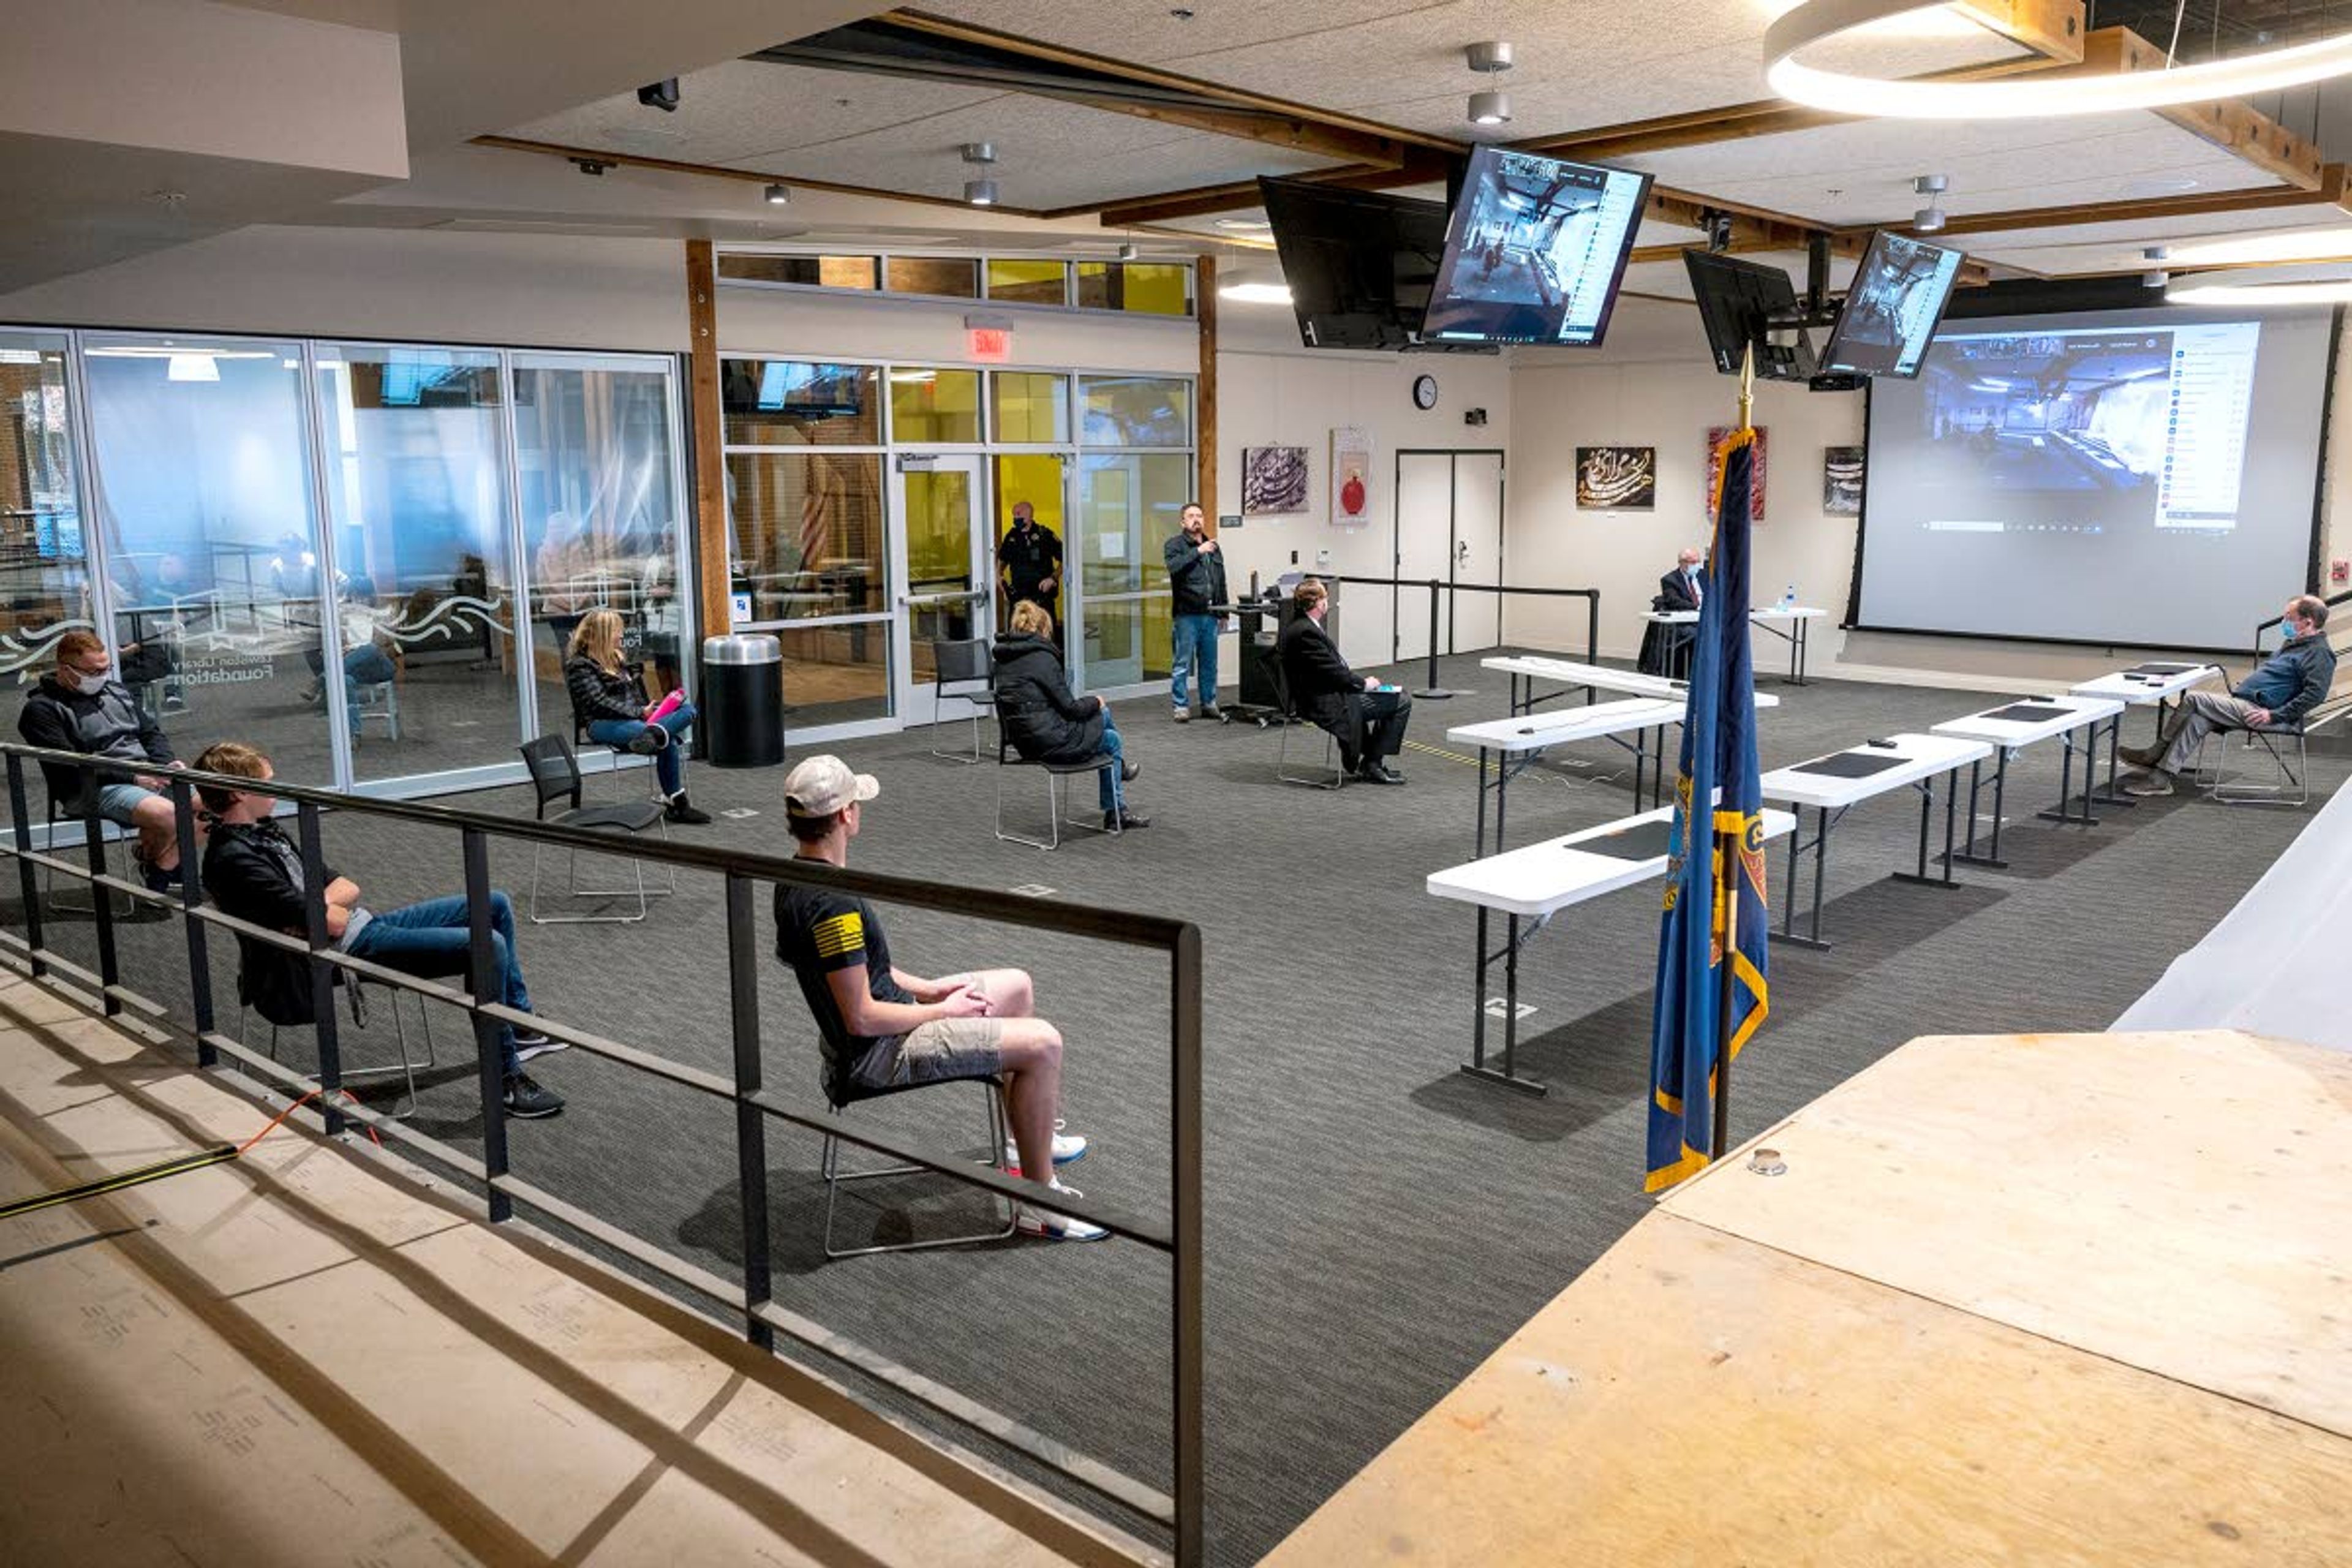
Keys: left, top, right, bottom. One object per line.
{"left": 1712, "top": 342, "right": 1755, "bottom": 1162}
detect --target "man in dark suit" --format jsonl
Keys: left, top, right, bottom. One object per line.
{"left": 1660, "top": 546, "right": 1705, "bottom": 613}
{"left": 1276, "top": 577, "right": 1411, "bottom": 785}
{"left": 1639, "top": 545, "right": 1706, "bottom": 678}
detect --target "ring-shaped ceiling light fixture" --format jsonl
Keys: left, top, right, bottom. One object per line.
{"left": 1766, "top": 0, "right": 2352, "bottom": 119}
{"left": 2164, "top": 262, "right": 2352, "bottom": 306}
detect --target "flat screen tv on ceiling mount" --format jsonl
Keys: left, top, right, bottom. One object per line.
{"left": 1256, "top": 176, "right": 1487, "bottom": 353}
{"left": 1819, "top": 228, "right": 1967, "bottom": 380}
{"left": 1420, "top": 145, "right": 1651, "bottom": 348}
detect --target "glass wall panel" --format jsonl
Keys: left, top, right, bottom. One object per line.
{"left": 0, "top": 334, "right": 89, "bottom": 690}
{"left": 719, "top": 254, "right": 878, "bottom": 289}
{"left": 1076, "top": 261, "right": 1192, "bottom": 315}
{"left": 991, "top": 452, "right": 1066, "bottom": 630}
{"left": 82, "top": 336, "right": 334, "bottom": 787}
{"left": 514, "top": 359, "right": 685, "bottom": 741}
{"left": 1080, "top": 375, "right": 1192, "bottom": 447}
{"left": 1077, "top": 598, "right": 1175, "bottom": 690}
{"left": 887, "top": 368, "right": 980, "bottom": 445}
{"left": 725, "top": 452, "right": 886, "bottom": 620}
{"left": 904, "top": 463, "right": 981, "bottom": 684}
{"left": 990, "top": 372, "right": 1067, "bottom": 444}
{"left": 986, "top": 258, "right": 1068, "bottom": 306}
{"left": 884, "top": 256, "right": 979, "bottom": 299}
{"left": 314, "top": 345, "right": 519, "bottom": 782}
{"left": 1077, "top": 454, "right": 1185, "bottom": 598}
{"left": 777, "top": 624, "right": 890, "bottom": 728}
{"left": 722, "top": 360, "right": 880, "bottom": 447}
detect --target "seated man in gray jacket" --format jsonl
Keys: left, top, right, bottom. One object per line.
{"left": 16, "top": 629, "right": 195, "bottom": 889}
{"left": 2120, "top": 594, "right": 2337, "bottom": 796}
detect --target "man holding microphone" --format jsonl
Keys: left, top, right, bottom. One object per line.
{"left": 1164, "top": 502, "right": 1227, "bottom": 723}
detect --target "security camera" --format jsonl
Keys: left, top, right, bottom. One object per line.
{"left": 572, "top": 158, "right": 612, "bottom": 177}
{"left": 1705, "top": 210, "right": 1736, "bottom": 252}
{"left": 636, "top": 79, "right": 680, "bottom": 113}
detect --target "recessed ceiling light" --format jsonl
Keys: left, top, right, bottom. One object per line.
{"left": 965, "top": 178, "right": 999, "bottom": 206}
{"left": 1468, "top": 89, "right": 1512, "bottom": 126}
{"left": 1214, "top": 217, "right": 1272, "bottom": 232}
{"left": 2166, "top": 262, "right": 2352, "bottom": 306}
{"left": 1219, "top": 276, "right": 1293, "bottom": 304}
{"left": 764, "top": 183, "right": 791, "bottom": 205}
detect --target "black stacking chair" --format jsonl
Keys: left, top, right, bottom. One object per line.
{"left": 929, "top": 638, "right": 994, "bottom": 765}
{"left": 1268, "top": 658, "right": 1344, "bottom": 790}
{"left": 517, "top": 734, "right": 673, "bottom": 924}
{"left": 820, "top": 1071, "right": 1014, "bottom": 1259}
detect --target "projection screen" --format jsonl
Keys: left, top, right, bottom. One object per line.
{"left": 1856, "top": 304, "right": 2334, "bottom": 649}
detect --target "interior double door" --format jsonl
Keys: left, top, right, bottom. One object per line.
{"left": 1395, "top": 449, "right": 1505, "bottom": 663}
{"left": 891, "top": 452, "right": 991, "bottom": 717}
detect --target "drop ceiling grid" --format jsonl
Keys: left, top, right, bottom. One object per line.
{"left": 1625, "top": 114, "right": 2288, "bottom": 229}
{"left": 1975, "top": 206, "right": 2352, "bottom": 274}
{"left": 913, "top": 0, "right": 2024, "bottom": 138}
{"left": 503, "top": 60, "right": 1004, "bottom": 166}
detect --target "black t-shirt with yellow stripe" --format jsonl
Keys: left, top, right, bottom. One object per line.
{"left": 774, "top": 883, "right": 916, "bottom": 1076}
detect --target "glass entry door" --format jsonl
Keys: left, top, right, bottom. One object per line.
{"left": 892, "top": 452, "right": 990, "bottom": 716}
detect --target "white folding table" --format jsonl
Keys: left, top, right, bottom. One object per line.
{"left": 2068, "top": 663, "right": 2222, "bottom": 807}
{"left": 1929, "top": 693, "right": 2126, "bottom": 865}
{"left": 1757, "top": 731, "right": 1992, "bottom": 950}
{"left": 1485, "top": 654, "right": 1687, "bottom": 715}
{"left": 1751, "top": 605, "right": 1827, "bottom": 685}
{"left": 1427, "top": 803, "right": 1796, "bottom": 1095}
{"left": 1447, "top": 698, "right": 1684, "bottom": 854}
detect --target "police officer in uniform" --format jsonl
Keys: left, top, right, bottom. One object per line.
{"left": 998, "top": 500, "right": 1064, "bottom": 641}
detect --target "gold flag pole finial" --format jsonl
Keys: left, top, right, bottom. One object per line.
{"left": 1736, "top": 340, "right": 1755, "bottom": 431}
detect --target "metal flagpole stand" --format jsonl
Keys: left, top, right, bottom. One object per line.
{"left": 1712, "top": 344, "right": 1755, "bottom": 1163}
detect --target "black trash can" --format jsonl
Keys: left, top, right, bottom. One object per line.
{"left": 700, "top": 634, "right": 785, "bottom": 767}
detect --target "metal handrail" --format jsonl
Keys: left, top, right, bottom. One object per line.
{"left": 0, "top": 739, "right": 1204, "bottom": 1562}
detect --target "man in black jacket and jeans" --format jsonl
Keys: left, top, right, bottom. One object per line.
{"left": 1276, "top": 577, "right": 1411, "bottom": 785}
{"left": 1164, "top": 502, "right": 1227, "bottom": 722}
{"left": 17, "top": 629, "right": 195, "bottom": 889}
{"left": 192, "top": 741, "right": 565, "bottom": 1118}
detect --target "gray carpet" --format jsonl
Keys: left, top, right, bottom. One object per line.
{"left": 14, "top": 649, "right": 2338, "bottom": 1566}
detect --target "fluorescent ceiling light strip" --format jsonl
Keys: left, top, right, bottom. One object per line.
{"left": 1766, "top": 0, "right": 2352, "bottom": 118}
{"left": 1218, "top": 282, "right": 1294, "bottom": 304}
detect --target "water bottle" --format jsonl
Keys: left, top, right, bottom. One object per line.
{"left": 1782, "top": 582, "right": 1796, "bottom": 609}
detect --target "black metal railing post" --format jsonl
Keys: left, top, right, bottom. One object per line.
{"left": 296, "top": 802, "right": 344, "bottom": 1136}
{"left": 7, "top": 755, "right": 45, "bottom": 979}
{"left": 462, "top": 826, "right": 512, "bottom": 1223}
{"left": 81, "top": 763, "right": 121, "bottom": 1017}
{"left": 1586, "top": 592, "right": 1601, "bottom": 707}
{"left": 170, "top": 776, "right": 215, "bottom": 1068}
{"left": 1412, "top": 578, "right": 1456, "bottom": 700}
{"left": 1171, "top": 920, "right": 1204, "bottom": 1568}
{"left": 725, "top": 870, "right": 775, "bottom": 1351}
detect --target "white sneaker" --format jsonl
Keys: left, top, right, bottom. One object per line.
{"left": 1015, "top": 1180, "right": 1109, "bottom": 1242}
{"left": 513, "top": 1032, "right": 568, "bottom": 1064}
{"left": 1004, "top": 1123, "right": 1088, "bottom": 1172}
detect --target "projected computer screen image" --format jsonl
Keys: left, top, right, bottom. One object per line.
{"left": 1821, "top": 230, "right": 1964, "bottom": 379}
{"left": 1858, "top": 305, "right": 2331, "bottom": 650}
{"left": 1421, "top": 146, "right": 1650, "bottom": 347}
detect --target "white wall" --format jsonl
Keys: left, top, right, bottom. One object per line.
{"left": 718, "top": 285, "right": 1196, "bottom": 374}
{"left": 1505, "top": 295, "right": 2352, "bottom": 692}
{"left": 1211, "top": 327, "right": 1513, "bottom": 671}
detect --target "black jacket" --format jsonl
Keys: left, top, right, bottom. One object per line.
{"left": 991, "top": 632, "right": 1105, "bottom": 764}
{"left": 1164, "top": 532, "right": 1228, "bottom": 617}
{"left": 1659, "top": 567, "right": 1703, "bottom": 612}
{"left": 998, "top": 521, "right": 1063, "bottom": 603}
{"left": 202, "top": 818, "right": 341, "bottom": 1027}
{"left": 564, "top": 655, "right": 646, "bottom": 726}
{"left": 17, "top": 673, "right": 174, "bottom": 809}
{"left": 1276, "top": 614, "right": 1364, "bottom": 746}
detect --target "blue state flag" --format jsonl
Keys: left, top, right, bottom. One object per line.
{"left": 1645, "top": 428, "right": 1772, "bottom": 1192}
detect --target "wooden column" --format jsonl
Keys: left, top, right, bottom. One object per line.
{"left": 685, "top": 239, "right": 729, "bottom": 644}
{"left": 1196, "top": 254, "right": 1218, "bottom": 533}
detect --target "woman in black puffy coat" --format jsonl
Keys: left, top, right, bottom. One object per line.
{"left": 991, "top": 600, "right": 1147, "bottom": 829}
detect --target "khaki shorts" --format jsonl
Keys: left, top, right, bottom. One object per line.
{"left": 848, "top": 973, "right": 1006, "bottom": 1090}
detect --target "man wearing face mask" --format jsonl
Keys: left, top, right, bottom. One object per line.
{"left": 1660, "top": 546, "right": 1705, "bottom": 614}
{"left": 17, "top": 630, "right": 196, "bottom": 890}
{"left": 2117, "top": 593, "right": 2337, "bottom": 797}
{"left": 1164, "top": 502, "right": 1227, "bottom": 722}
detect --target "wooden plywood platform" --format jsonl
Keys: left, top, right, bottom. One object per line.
{"left": 1264, "top": 1029, "right": 2352, "bottom": 1566}
{"left": 0, "top": 975, "right": 1147, "bottom": 1568}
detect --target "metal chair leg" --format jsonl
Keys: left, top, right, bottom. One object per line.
{"left": 821, "top": 1082, "right": 1015, "bottom": 1259}
{"left": 1276, "top": 720, "right": 1346, "bottom": 790}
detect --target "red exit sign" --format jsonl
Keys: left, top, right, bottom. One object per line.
{"left": 967, "top": 326, "right": 1012, "bottom": 363}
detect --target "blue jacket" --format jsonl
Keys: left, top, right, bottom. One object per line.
{"left": 2236, "top": 631, "right": 2338, "bottom": 725}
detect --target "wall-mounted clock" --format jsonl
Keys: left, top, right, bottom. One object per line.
{"left": 1411, "top": 373, "right": 1439, "bottom": 410}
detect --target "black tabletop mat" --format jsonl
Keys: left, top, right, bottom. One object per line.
{"left": 1980, "top": 702, "right": 2073, "bottom": 723}
{"left": 1579, "top": 818, "right": 1675, "bottom": 862}
{"left": 1790, "top": 750, "right": 1908, "bottom": 779}
{"left": 2123, "top": 662, "right": 2198, "bottom": 676}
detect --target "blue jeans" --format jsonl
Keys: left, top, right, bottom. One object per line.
{"left": 1095, "top": 717, "right": 1126, "bottom": 812}
{"left": 1170, "top": 613, "right": 1219, "bottom": 710}
{"left": 588, "top": 701, "right": 697, "bottom": 796}
{"left": 344, "top": 644, "right": 396, "bottom": 739}
{"left": 344, "top": 891, "right": 532, "bottom": 1077}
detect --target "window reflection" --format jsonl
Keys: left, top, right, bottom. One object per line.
{"left": 1081, "top": 375, "right": 1192, "bottom": 447}
{"left": 722, "top": 360, "right": 880, "bottom": 447}
{"left": 725, "top": 453, "right": 888, "bottom": 620}
{"left": 0, "top": 334, "right": 89, "bottom": 687}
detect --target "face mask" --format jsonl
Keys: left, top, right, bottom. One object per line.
{"left": 63, "top": 669, "right": 102, "bottom": 694}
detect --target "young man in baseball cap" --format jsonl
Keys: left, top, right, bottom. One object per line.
{"left": 773, "top": 755, "right": 1104, "bottom": 1242}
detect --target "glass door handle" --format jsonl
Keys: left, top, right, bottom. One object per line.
{"left": 901, "top": 589, "right": 987, "bottom": 607}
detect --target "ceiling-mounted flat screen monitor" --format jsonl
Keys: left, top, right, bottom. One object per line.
{"left": 1257, "top": 176, "right": 1473, "bottom": 352}
{"left": 1683, "top": 249, "right": 1817, "bottom": 382}
{"left": 1821, "top": 228, "right": 1966, "bottom": 379}
{"left": 1420, "top": 146, "right": 1651, "bottom": 347}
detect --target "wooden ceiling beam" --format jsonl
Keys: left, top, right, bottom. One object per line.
{"left": 1844, "top": 164, "right": 2351, "bottom": 243}
{"left": 2083, "top": 27, "right": 2326, "bottom": 189}
{"left": 1069, "top": 149, "right": 1456, "bottom": 226}
{"left": 1951, "top": 0, "right": 2086, "bottom": 62}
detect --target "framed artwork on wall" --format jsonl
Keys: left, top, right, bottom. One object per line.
{"left": 1823, "top": 445, "right": 1864, "bottom": 516}
{"left": 1331, "top": 425, "right": 1372, "bottom": 530}
{"left": 1575, "top": 446, "right": 1656, "bottom": 510}
{"left": 1703, "top": 425, "right": 1768, "bottom": 524}
{"left": 1242, "top": 445, "right": 1309, "bottom": 514}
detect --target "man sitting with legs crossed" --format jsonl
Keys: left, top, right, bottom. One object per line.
{"left": 2120, "top": 593, "right": 2337, "bottom": 797}
{"left": 772, "top": 755, "right": 1104, "bottom": 1241}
